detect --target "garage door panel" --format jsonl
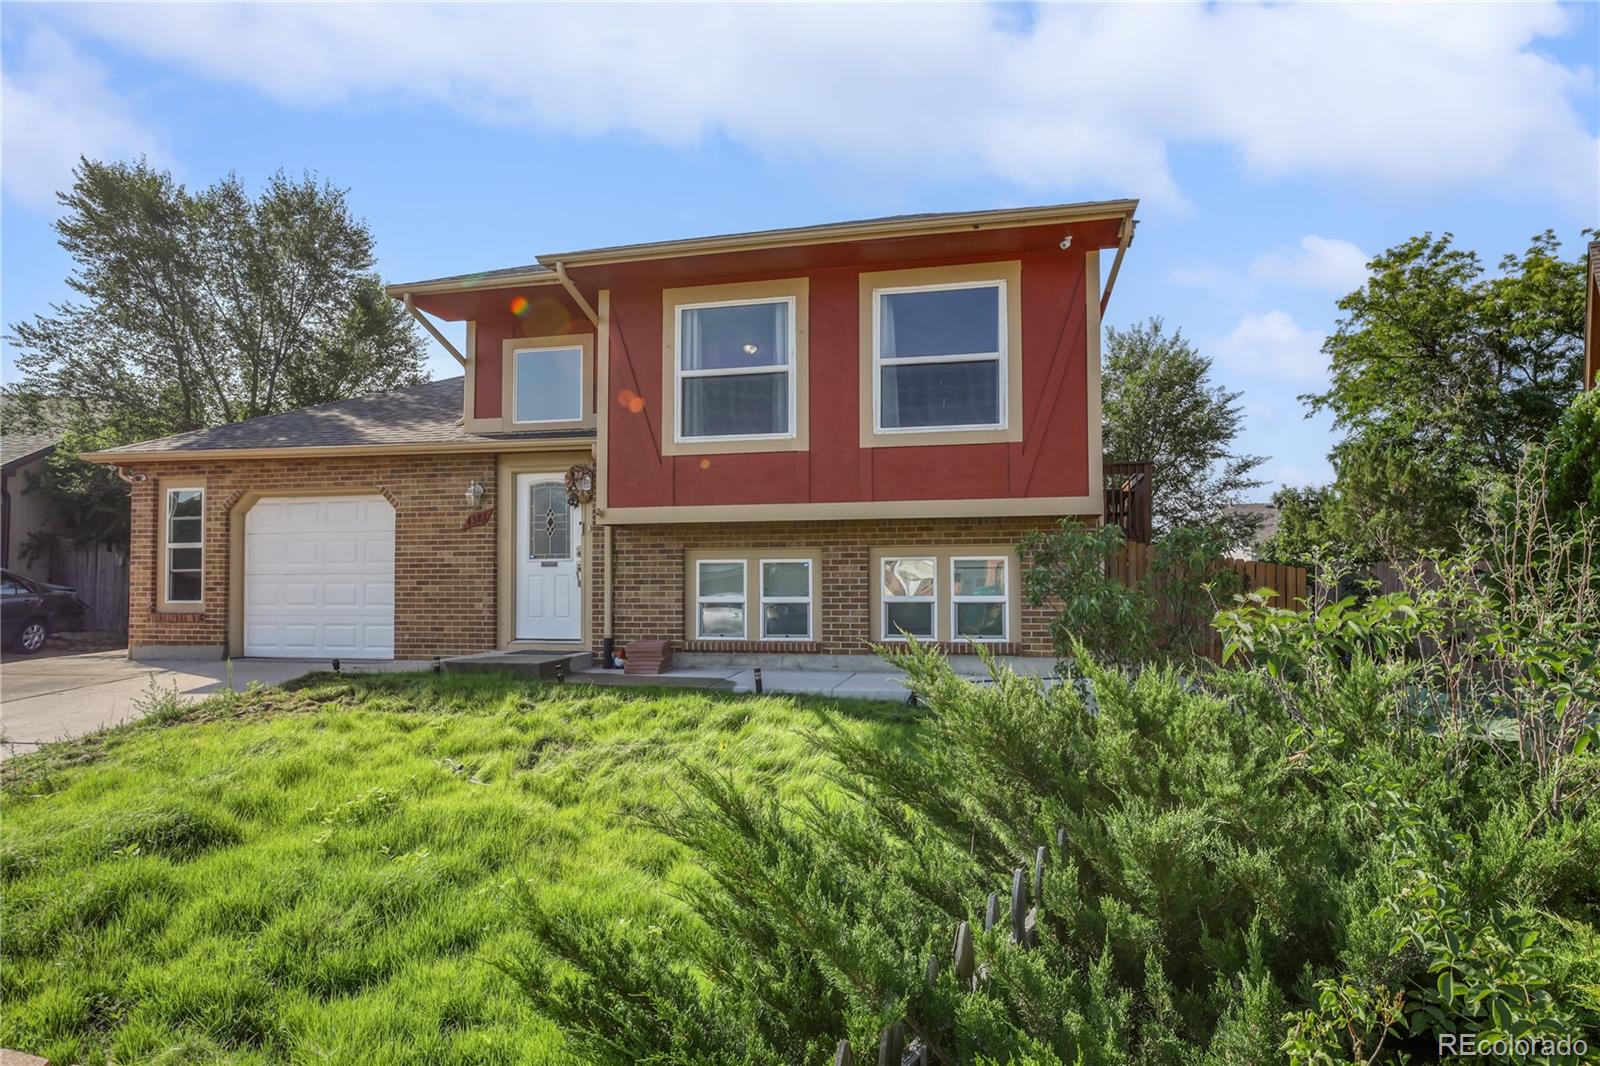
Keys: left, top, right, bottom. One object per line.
{"left": 244, "top": 495, "right": 395, "bottom": 659}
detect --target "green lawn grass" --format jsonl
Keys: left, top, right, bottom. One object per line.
{"left": 0, "top": 672, "right": 918, "bottom": 1065}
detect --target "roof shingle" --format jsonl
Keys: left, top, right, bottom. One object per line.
{"left": 86, "top": 377, "right": 588, "bottom": 459}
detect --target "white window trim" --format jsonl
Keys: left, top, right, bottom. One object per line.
{"left": 511, "top": 343, "right": 585, "bottom": 426}
{"left": 695, "top": 558, "right": 748, "bottom": 641}
{"left": 759, "top": 558, "right": 813, "bottom": 642}
{"left": 164, "top": 485, "right": 204, "bottom": 605}
{"left": 872, "top": 279, "right": 1008, "bottom": 435}
{"left": 674, "top": 295, "right": 798, "bottom": 444}
{"left": 950, "top": 555, "right": 1010, "bottom": 643}
{"left": 880, "top": 556, "right": 937, "bottom": 642}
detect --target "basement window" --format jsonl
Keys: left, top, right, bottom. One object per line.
{"left": 880, "top": 557, "right": 936, "bottom": 640}
{"left": 696, "top": 559, "right": 747, "bottom": 640}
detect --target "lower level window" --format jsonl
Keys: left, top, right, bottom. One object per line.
{"left": 760, "top": 560, "right": 812, "bottom": 640}
{"left": 881, "top": 557, "right": 936, "bottom": 640}
{"left": 165, "top": 487, "right": 204, "bottom": 603}
{"left": 952, "top": 557, "right": 1008, "bottom": 640}
{"left": 696, "top": 560, "right": 746, "bottom": 639}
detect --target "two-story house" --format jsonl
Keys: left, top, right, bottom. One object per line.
{"left": 86, "top": 200, "right": 1137, "bottom": 664}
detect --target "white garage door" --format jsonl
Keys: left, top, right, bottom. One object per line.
{"left": 244, "top": 495, "right": 395, "bottom": 659}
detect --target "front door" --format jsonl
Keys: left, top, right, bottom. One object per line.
{"left": 515, "top": 474, "right": 582, "bottom": 641}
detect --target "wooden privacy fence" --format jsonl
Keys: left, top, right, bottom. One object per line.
{"left": 50, "top": 542, "right": 128, "bottom": 633}
{"left": 830, "top": 832, "right": 1065, "bottom": 1066}
{"left": 1103, "top": 461, "right": 1154, "bottom": 545}
{"left": 1109, "top": 542, "right": 1309, "bottom": 661}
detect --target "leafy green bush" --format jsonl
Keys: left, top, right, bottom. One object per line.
{"left": 508, "top": 635, "right": 1598, "bottom": 1064}
{"left": 1018, "top": 520, "right": 1241, "bottom": 665}
{"left": 1546, "top": 388, "right": 1600, "bottom": 524}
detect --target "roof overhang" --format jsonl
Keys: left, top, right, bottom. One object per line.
{"left": 387, "top": 199, "right": 1138, "bottom": 317}
{"left": 81, "top": 436, "right": 594, "bottom": 465}
{"left": 539, "top": 199, "right": 1137, "bottom": 269}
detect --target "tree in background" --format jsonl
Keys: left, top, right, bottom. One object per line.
{"left": 1302, "top": 230, "right": 1587, "bottom": 559}
{"left": 1100, "top": 317, "right": 1265, "bottom": 545}
{"left": 1546, "top": 388, "right": 1600, "bottom": 526}
{"left": 4, "top": 158, "right": 427, "bottom": 555}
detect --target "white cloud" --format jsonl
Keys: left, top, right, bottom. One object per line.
{"left": 1249, "top": 236, "right": 1369, "bottom": 292}
{"left": 25, "top": 2, "right": 1599, "bottom": 213}
{"left": 1213, "top": 310, "right": 1329, "bottom": 385}
{"left": 1, "top": 28, "right": 169, "bottom": 210}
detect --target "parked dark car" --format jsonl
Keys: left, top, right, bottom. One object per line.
{"left": 1, "top": 568, "right": 88, "bottom": 654}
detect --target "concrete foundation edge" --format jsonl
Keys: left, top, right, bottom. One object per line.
{"left": 129, "top": 643, "right": 226, "bottom": 661}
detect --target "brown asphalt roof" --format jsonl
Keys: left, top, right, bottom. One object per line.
{"left": 391, "top": 198, "right": 1138, "bottom": 291}
{"left": 84, "top": 377, "right": 590, "bottom": 459}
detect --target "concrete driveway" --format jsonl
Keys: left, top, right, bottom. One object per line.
{"left": 0, "top": 648, "right": 423, "bottom": 760}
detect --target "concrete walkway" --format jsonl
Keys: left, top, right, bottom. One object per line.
{"left": 0, "top": 650, "right": 423, "bottom": 760}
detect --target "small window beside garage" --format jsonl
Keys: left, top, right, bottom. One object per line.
{"left": 164, "top": 486, "right": 204, "bottom": 605}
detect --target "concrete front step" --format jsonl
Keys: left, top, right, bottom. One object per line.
{"left": 442, "top": 650, "right": 591, "bottom": 681}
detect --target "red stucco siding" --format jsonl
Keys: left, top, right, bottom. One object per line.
{"left": 604, "top": 250, "right": 1093, "bottom": 509}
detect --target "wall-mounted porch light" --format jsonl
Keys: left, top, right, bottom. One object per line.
{"left": 464, "top": 479, "right": 485, "bottom": 509}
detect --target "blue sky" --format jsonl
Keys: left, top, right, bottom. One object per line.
{"left": 3, "top": 2, "right": 1596, "bottom": 493}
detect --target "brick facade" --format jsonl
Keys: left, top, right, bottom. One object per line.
{"left": 124, "top": 453, "right": 499, "bottom": 659}
{"left": 590, "top": 516, "right": 1065, "bottom": 658}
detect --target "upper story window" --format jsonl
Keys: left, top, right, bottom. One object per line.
{"left": 857, "top": 261, "right": 1022, "bottom": 450}
{"left": 875, "top": 281, "right": 1004, "bottom": 432}
{"left": 661, "top": 279, "right": 810, "bottom": 457}
{"left": 164, "top": 486, "right": 204, "bottom": 605}
{"left": 514, "top": 345, "right": 583, "bottom": 423}
{"left": 501, "top": 333, "right": 593, "bottom": 429}
{"left": 676, "top": 297, "right": 795, "bottom": 441}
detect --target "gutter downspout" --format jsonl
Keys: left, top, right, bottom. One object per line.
{"left": 603, "top": 525, "right": 613, "bottom": 640}
{"left": 1099, "top": 217, "right": 1136, "bottom": 316}
{"left": 400, "top": 293, "right": 468, "bottom": 367}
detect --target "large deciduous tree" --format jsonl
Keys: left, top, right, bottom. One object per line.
{"left": 1302, "top": 230, "right": 1587, "bottom": 558}
{"left": 4, "top": 158, "right": 427, "bottom": 555}
{"left": 1100, "top": 316, "right": 1265, "bottom": 544}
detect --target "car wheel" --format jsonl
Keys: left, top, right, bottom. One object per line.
{"left": 15, "top": 618, "right": 48, "bottom": 654}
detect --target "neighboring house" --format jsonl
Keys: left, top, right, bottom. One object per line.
{"left": 1221, "top": 503, "right": 1279, "bottom": 560}
{"left": 1, "top": 429, "right": 61, "bottom": 583}
{"left": 1587, "top": 238, "right": 1598, "bottom": 391}
{"left": 84, "top": 200, "right": 1138, "bottom": 663}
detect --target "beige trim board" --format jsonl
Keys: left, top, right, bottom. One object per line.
{"left": 596, "top": 289, "right": 611, "bottom": 513}
{"left": 660, "top": 277, "right": 810, "bottom": 456}
{"left": 496, "top": 451, "right": 596, "bottom": 650}
{"left": 156, "top": 477, "right": 208, "bottom": 613}
{"left": 84, "top": 437, "right": 595, "bottom": 464}
{"left": 539, "top": 200, "right": 1139, "bottom": 269}
{"left": 1085, "top": 250, "right": 1106, "bottom": 520}
{"left": 858, "top": 261, "right": 1024, "bottom": 449}
{"left": 600, "top": 494, "right": 1098, "bottom": 525}
{"left": 869, "top": 544, "right": 1021, "bottom": 644}
{"left": 500, "top": 333, "right": 596, "bottom": 433}
{"left": 385, "top": 272, "right": 562, "bottom": 298}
